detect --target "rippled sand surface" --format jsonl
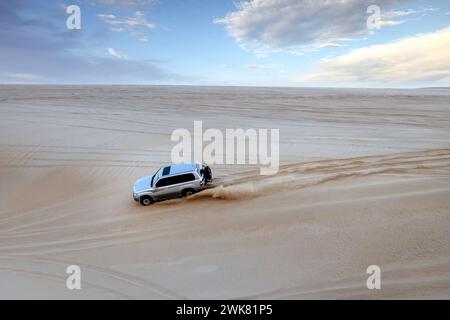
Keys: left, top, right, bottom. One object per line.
{"left": 1, "top": 85, "right": 449, "bottom": 299}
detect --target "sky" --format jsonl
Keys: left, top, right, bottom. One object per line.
{"left": 1, "top": 0, "right": 449, "bottom": 87}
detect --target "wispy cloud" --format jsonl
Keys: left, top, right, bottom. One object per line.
{"left": 107, "top": 48, "right": 128, "bottom": 59}
{"left": 383, "top": 7, "right": 438, "bottom": 19}
{"left": 97, "top": 11, "right": 155, "bottom": 29}
{"left": 98, "top": 11, "right": 155, "bottom": 42}
{"left": 380, "top": 7, "right": 439, "bottom": 26}
{"left": 294, "top": 27, "right": 450, "bottom": 87}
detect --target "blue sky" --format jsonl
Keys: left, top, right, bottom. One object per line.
{"left": 1, "top": 0, "right": 449, "bottom": 87}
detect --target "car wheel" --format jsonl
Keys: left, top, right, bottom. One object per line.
{"left": 182, "top": 189, "right": 194, "bottom": 197}
{"left": 139, "top": 196, "right": 153, "bottom": 206}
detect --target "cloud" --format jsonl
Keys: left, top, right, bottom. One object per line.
{"left": 379, "top": 20, "right": 404, "bottom": 27}
{"left": 379, "top": 7, "right": 439, "bottom": 27}
{"left": 294, "top": 27, "right": 450, "bottom": 87}
{"left": 124, "top": 11, "right": 155, "bottom": 29}
{"left": 98, "top": 11, "right": 155, "bottom": 29}
{"left": 383, "top": 7, "right": 438, "bottom": 19}
{"left": 98, "top": 11, "right": 155, "bottom": 42}
{"left": 97, "top": 14, "right": 118, "bottom": 22}
{"left": 214, "top": 0, "right": 418, "bottom": 56}
{"left": 107, "top": 48, "right": 127, "bottom": 59}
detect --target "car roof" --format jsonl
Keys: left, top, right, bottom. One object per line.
{"left": 161, "top": 162, "right": 199, "bottom": 177}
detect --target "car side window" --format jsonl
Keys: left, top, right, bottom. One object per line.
{"left": 156, "top": 174, "right": 195, "bottom": 188}
{"left": 155, "top": 178, "right": 169, "bottom": 188}
{"left": 162, "top": 166, "right": 171, "bottom": 176}
{"left": 172, "top": 174, "right": 196, "bottom": 184}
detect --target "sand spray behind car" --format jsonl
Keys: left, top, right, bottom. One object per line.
{"left": 187, "top": 149, "right": 450, "bottom": 202}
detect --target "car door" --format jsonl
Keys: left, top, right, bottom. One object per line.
{"left": 169, "top": 174, "right": 196, "bottom": 197}
{"left": 154, "top": 177, "right": 175, "bottom": 200}
{"left": 163, "top": 174, "right": 187, "bottom": 199}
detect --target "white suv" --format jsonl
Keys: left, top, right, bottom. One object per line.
{"left": 133, "top": 162, "right": 211, "bottom": 206}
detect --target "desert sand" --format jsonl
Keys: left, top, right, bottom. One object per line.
{"left": 0, "top": 85, "right": 449, "bottom": 299}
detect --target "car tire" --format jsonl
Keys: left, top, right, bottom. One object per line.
{"left": 139, "top": 196, "right": 154, "bottom": 206}
{"left": 182, "top": 189, "right": 195, "bottom": 197}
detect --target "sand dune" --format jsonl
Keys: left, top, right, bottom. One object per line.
{"left": 0, "top": 85, "right": 449, "bottom": 299}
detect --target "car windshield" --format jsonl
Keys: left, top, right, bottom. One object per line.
{"left": 151, "top": 168, "right": 162, "bottom": 187}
